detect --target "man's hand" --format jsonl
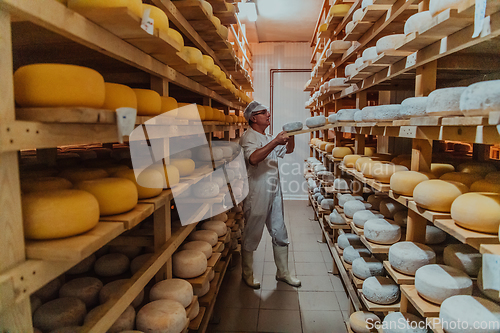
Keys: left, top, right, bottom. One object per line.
{"left": 274, "top": 131, "right": 289, "bottom": 145}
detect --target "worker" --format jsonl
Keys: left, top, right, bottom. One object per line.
{"left": 239, "top": 100, "right": 301, "bottom": 289}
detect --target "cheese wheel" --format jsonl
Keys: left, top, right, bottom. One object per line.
{"left": 451, "top": 192, "right": 500, "bottom": 233}
{"left": 364, "top": 218, "right": 401, "bottom": 245}
{"left": 75, "top": 178, "right": 138, "bottom": 215}
{"left": 390, "top": 171, "right": 436, "bottom": 196}
{"left": 21, "top": 176, "right": 73, "bottom": 193}
{"left": 372, "top": 164, "right": 408, "bottom": 184}
{"left": 100, "top": 279, "right": 144, "bottom": 308}
{"left": 353, "top": 8, "right": 365, "bottom": 22}
{"left": 22, "top": 189, "right": 99, "bottom": 239}
{"left": 168, "top": 28, "right": 184, "bottom": 48}
{"left": 325, "top": 143, "right": 335, "bottom": 153}
{"left": 59, "top": 168, "right": 108, "bottom": 184}
{"left": 355, "top": 57, "right": 364, "bottom": 70}
{"left": 404, "top": 11, "right": 433, "bottom": 35}
{"left": 193, "top": 181, "right": 219, "bottom": 198}
{"left": 343, "top": 245, "right": 371, "bottom": 264}
{"left": 338, "top": 233, "right": 362, "bottom": 249}
{"left": 114, "top": 168, "right": 162, "bottom": 199}
{"left": 321, "top": 199, "right": 334, "bottom": 211}
{"left": 376, "top": 34, "right": 406, "bottom": 54}
{"left": 431, "top": 163, "right": 455, "bottom": 178}
{"left": 355, "top": 157, "right": 373, "bottom": 172}
{"left": 330, "top": 4, "right": 351, "bottom": 16}
{"left": 349, "top": 311, "right": 380, "bottom": 333}
{"left": 457, "top": 162, "right": 497, "bottom": 177}
{"left": 193, "top": 279, "right": 210, "bottom": 297}
{"left": 440, "top": 172, "right": 483, "bottom": 188}
{"left": 478, "top": 268, "right": 500, "bottom": 302}
{"left": 460, "top": 80, "right": 500, "bottom": 116}
{"left": 151, "top": 163, "right": 180, "bottom": 188}
{"left": 362, "top": 276, "right": 400, "bottom": 305}
{"left": 136, "top": 299, "right": 187, "bottom": 333}
{"left": 379, "top": 199, "right": 406, "bottom": 218}
{"left": 214, "top": 212, "right": 228, "bottom": 222}
{"left": 337, "top": 108, "right": 359, "bottom": 122}
{"left": 133, "top": 89, "right": 162, "bottom": 116}
{"left": 361, "top": 0, "right": 373, "bottom": 8}
{"left": 94, "top": 253, "right": 130, "bottom": 277}
{"left": 362, "top": 47, "right": 378, "bottom": 62}
{"left": 328, "top": 113, "right": 337, "bottom": 123}
{"left": 334, "top": 178, "right": 349, "bottom": 191}
{"left": 353, "top": 210, "right": 384, "bottom": 229}
{"left": 332, "top": 147, "right": 353, "bottom": 158}
{"left": 183, "top": 46, "right": 203, "bottom": 65}
{"left": 30, "top": 295, "right": 42, "bottom": 316}
{"left": 400, "top": 96, "right": 428, "bottom": 118}
{"left": 34, "top": 278, "right": 62, "bottom": 303}
{"left": 425, "top": 225, "right": 447, "bottom": 244}
{"left": 59, "top": 277, "right": 103, "bottom": 308}
{"left": 150, "top": 279, "right": 193, "bottom": 307}
{"left": 85, "top": 305, "right": 135, "bottom": 333}
{"left": 352, "top": 257, "right": 385, "bottom": 280}
{"left": 389, "top": 242, "right": 436, "bottom": 276}
{"left": 329, "top": 210, "right": 345, "bottom": 225}
{"left": 470, "top": 179, "right": 500, "bottom": 193}
{"left": 188, "top": 299, "right": 200, "bottom": 320}
{"left": 160, "top": 96, "right": 178, "bottom": 118}
{"left": 169, "top": 159, "right": 195, "bottom": 177}
{"left": 382, "top": 312, "right": 427, "bottom": 333}
{"left": 283, "top": 121, "right": 303, "bottom": 132}
{"left": 172, "top": 250, "right": 207, "bottom": 278}
{"left": 429, "top": 0, "right": 468, "bottom": 16}
{"left": 188, "top": 230, "right": 218, "bottom": 246}
{"left": 210, "top": 16, "right": 221, "bottom": 28}
{"left": 413, "top": 180, "right": 468, "bottom": 212}
{"left": 344, "top": 200, "right": 367, "bottom": 218}
{"left": 201, "top": 220, "right": 227, "bottom": 237}
{"left": 440, "top": 295, "right": 500, "bottom": 333}
{"left": 33, "top": 297, "right": 86, "bottom": 332}
{"left": 346, "top": 21, "right": 355, "bottom": 35}
{"left": 67, "top": 254, "right": 96, "bottom": 275}
{"left": 181, "top": 241, "right": 212, "bottom": 259}
{"left": 130, "top": 253, "right": 153, "bottom": 275}
{"left": 306, "top": 115, "right": 326, "bottom": 128}
{"left": 67, "top": 0, "right": 143, "bottom": 18}
{"left": 330, "top": 40, "right": 352, "bottom": 52}
{"left": 367, "top": 194, "right": 387, "bottom": 210}
{"left": 443, "top": 244, "right": 481, "bottom": 277}
{"left": 102, "top": 83, "right": 137, "bottom": 110}
{"left": 426, "top": 87, "right": 467, "bottom": 116}
{"left": 14, "top": 64, "right": 105, "bottom": 108}
{"left": 200, "top": 0, "right": 213, "bottom": 17}
{"left": 415, "top": 264, "right": 473, "bottom": 304}
{"left": 319, "top": 142, "right": 328, "bottom": 151}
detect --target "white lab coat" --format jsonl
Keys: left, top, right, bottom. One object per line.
{"left": 239, "top": 127, "right": 289, "bottom": 251}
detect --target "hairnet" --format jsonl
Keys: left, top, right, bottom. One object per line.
{"left": 244, "top": 101, "right": 268, "bottom": 121}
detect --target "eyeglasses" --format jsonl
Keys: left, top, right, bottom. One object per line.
{"left": 253, "top": 110, "right": 269, "bottom": 116}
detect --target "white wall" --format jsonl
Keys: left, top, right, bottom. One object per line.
{"left": 251, "top": 42, "right": 311, "bottom": 200}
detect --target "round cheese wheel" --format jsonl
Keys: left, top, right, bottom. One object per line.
{"left": 349, "top": 311, "right": 380, "bottom": 333}
{"left": 430, "top": 0, "right": 469, "bottom": 16}
{"left": 201, "top": 220, "right": 227, "bottom": 237}
{"left": 413, "top": 180, "right": 468, "bottom": 212}
{"left": 393, "top": 210, "right": 407, "bottom": 227}
{"left": 353, "top": 210, "right": 384, "bottom": 229}
{"left": 343, "top": 245, "right": 371, "bottom": 264}
{"left": 352, "top": 257, "right": 385, "bottom": 280}
{"left": 33, "top": 297, "right": 87, "bottom": 332}
{"left": 325, "top": 144, "right": 335, "bottom": 153}
{"left": 431, "top": 163, "right": 456, "bottom": 178}
{"left": 343, "top": 155, "right": 362, "bottom": 168}
{"left": 328, "top": 113, "right": 337, "bottom": 123}
{"left": 337, "top": 109, "right": 360, "bottom": 122}
{"left": 160, "top": 96, "right": 178, "bottom": 117}
{"left": 172, "top": 250, "right": 207, "bottom": 278}
{"left": 283, "top": 121, "right": 303, "bottom": 132}
{"left": 443, "top": 244, "right": 481, "bottom": 277}
{"left": 130, "top": 253, "right": 153, "bottom": 275}
{"left": 332, "top": 147, "right": 353, "bottom": 158}
{"left": 334, "top": 178, "right": 350, "bottom": 190}
{"left": 14, "top": 64, "right": 105, "bottom": 108}
{"left": 306, "top": 115, "right": 326, "bottom": 128}
{"left": 372, "top": 164, "right": 408, "bottom": 184}
{"left": 133, "top": 89, "right": 162, "bottom": 116}
{"left": 415, "top": 264, "right": 473, "bottom": 304}
{"left": 344, "top": 200, "right": 367, "bottom": 218}
{"left": 451, "top": 192, "right": 500, "bottom": 233}
{"left": 440, "top": 172, "right": 483, "bottom": 188}
{"left": 34, "top": 278, "right": 62, "bottom": 303}
{"left": 367, "top": 194, "right": 387, "bottom": 210}
{"left": 67, "top": 0, "right": 143, "bottom": 18}
{"left": 404, "top": 11, "right": 433, "bottom": 35}
{"left": 94, "top": 253, "right": 130, "bottom": 277}
{"left": 361, "top": 0, "right": 373, "bottom": 9}
{"left": 400, "top": 96, "right": 428, "bottom": 118}
{"left": 470, "top": 179, "right": 500, "bottom": 193}
{"left": 355, "top": 57, "right": 364, "bottom": 70}
{"left": 85, "top": 305, "right": 134, "bottom": 333}
{"left": 102, "top": 82, "right": 137, "bottom": 110}
{"left": 360, "top": 161, "right": 382, "bottom": 178}
{"left": 21, "top": 176, "right": 73, "bottom": 193}
{"left": 193, "top": 279, "right": 210, "bottom": 297}
{"left": 338, "top": 233, "right": 362, "bottom": 249}
{"left": 59, "top": 168, "right": 108, "bottom": 184}
{"left": 378, "top": 199, "right": 406, "bottom": 218}
{"left": 151, "top": 163, "right": 180, "bottom": 188}
{"left": 183, "top": 46, "right": 203, "bottom": 65}
{"left": 100, "top": 279, "right": 144, "bottom": 308}
{"left": 353, "top": 8, "right": 365, "bottom": 22}
{"left": 424, "top": 225, "right": 447, "bottom": 245}
{"left": 321, "top": 199, "right": 334, "bottom": 211}
{"left": 193, "top": 181, "right": 220, "bottom": 199}
{"left": 382, "top": 312, "right": 427, "bottom": 333}
{"left": 362, "top": 47, "right": 378, "bottom": 62}
{"left": 478, "top": 268, "right": 500, "bottom": 302}
{"left": 439, "top": 295, "right": 500, "bottom": 333}
{"left": 389, "top": 242, "right": 436, "bottom": 276}
{"left": 426, "top": 87, "right": 467, "bottom": 116}
{"left": 136, "top": 299, "right": 187, "bottom": 333}
{"left": 22, "top": 189, "right": 99, "bottom": 239}
{"left": 170, "top": 159, "right": 195, "bottom": 177}
{"left": 457, "top": 162, "right": 497, "bottom": 177}
{"left": 330, "top": 4, "right": 351, "bottom": 16}
{"left": 461, "top": 80, "right": 500, "bottom": 116}
{"left": 188, "top": 299, "right": 200, "bottom": 320}
{"left": 376, "top": 34, "right": 406, "bottom": 54}
{"left": 176, "top": 103, "right": 200, "bottom": 120}
{"left": 181, "top": 241, "right": 212, "bottom": 259}
{"left": 364, "top": 218, "right": 401, "bottom": 245}
{"left": 346, "top": 21, "right": 355, "bottom": 35}
{"left": 329, "top": 210, "right": 345, "bottom": 225}
{"left": 339, "top": 194, "right": 363, "bottom": 208}
{"left": 30, "top": 295, "right": 42, "bottom": 315}
{"left": 214, "top": 212, "right": 228, "bottom": 222}
{"left": 390, "top": 171, "right": 436, "bottom": 196}
{"left": 59, "top": 277, "right": 103, "bottom": 308}
{"left": 362, "top": 276, "right": 400, "bottom": 305}
{"left": 67, "top": 254, "right": 96, "bottom": 275}
{"left": 114, "top": 168, "right": 162, "bottom": 199}
{"left": 201, "top": 0, "right": 213, "bottom": 16}
{"left": 150, "top": 279, "right": 193, "bottom": 307}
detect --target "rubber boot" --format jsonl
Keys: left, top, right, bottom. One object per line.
{"left": 273, "top": 245, "right": 301, "bottom": 287}
{"left": 241, "top": 250, "right": 260, "bottom": 289}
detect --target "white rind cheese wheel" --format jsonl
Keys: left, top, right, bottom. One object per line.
{"left": 22, "top": 189, "right": 100, "bottom": 240}
{"left": 354, "top": 110, "right": 363, "bottom": 122}
{"left": 283, "top": 121, "right": 303, "bottom": 132}
{"left": 33, "top": 297, "right": 87, "bottom": 332}
{"left": 353, "top": 8, "right": 365, "bottom": 22}
{"left": 429, "top": 0, "right": 469, "bottom": 16}
{"left": 355, "top": 57, "right": 364, "bottom": 70}
{"left": 305, "top": 115, "right": 326, "bottom": 128}
{"left": 136, "top": 299, "right": 187, "bottom": 333}
{"left": 193, "top": 279, "right": 210, "bottom": 297}
{"left": 478, "top": 268, "right": 500, "bottom": 302}
{"left": 94, "top": 253, "right": 130, "bottom": 277}
{"left": 425, "top": 225, "right": 447, "bottom": 244}
{"left": 345, "top": 64, "right": 357, "bottom": 77}
{"left": 343, "top": 155, "right": 361, "bottom": 168}
{"left": 352, "top": 257, "right": 385, "bottom": 280}
{"left": 376, "top": 34, "right": 406, "bottom": 54}
{"left": 379, "top": 199, "right": 406, "bottom": 218}
{"left": 362, "top": 47, "right": 378, "bottom": 62}
{"left": 338, "top": 233, "right": 362, "bottom": 249}
{"left": 346, "top": 21, "right": 355, "bottom": 35}
{"left": 460, "top": 80, "right": 500, "bottom": 116}
{"left": 329, "top": 78, "right": 347, "bottom": 87}
{"left": 382, "top": 312, "right": 427, "bottom": 333}
{"left": 330, "top": 40, "right": 352, "bottom": 51}
{"left": 400, "top": 96, "right": 428, "bottom": 118}
{"left": 85, "top": 305, "right": 135, "bottom": 333}
{"left": 443, "top": 244, "right": 482, "bottom": 277}
{"left": 150, "top": 279, "right": 194, "bottom": 307}
{"left": 181, "top": 241, "right": 212, "bottom": 259}
{"left": 100, "top": 279, "right": 144, "bottom": 308}
{"left": 334, "top": 178, "right": 350, "bottom": 190}
{"left": 344, "top": 200, "right": 367, "bottom": 218}
{"left": 439, "top": 295, "right": 500, "bottom": 333}
{"left": 440, "top": 172, "right": 483, "bottom": 188}
{"left": 362, "top": 104, "right": 402, "bottom": 121}
{"left": 200, "top": 220, "right": 227, "bottom": 237}
{"left": 404, "top": 11, "right": 433, "bottom": 35}
{"left": 193, "top": 181, "right": 220, "bottom": 199}
{"left": 59, "top": 277, "right": 103, "bottom": 309}
{"left": 343, "top": 245, "right": 371, "bottom": 264}
{"left": 362, "top": 276, "right": 400, "bottom": 305}
{"left": 390, "top": 171, "right": 436, "bottom": 196}
{"left": 332, "top": 147, "right": 353, "bottom": 158}
{"left": 364, "top": 219, "right": 401, "bottom": 245}
{"left": 451, "top": 192, "right": 500, "bottom": 233}
{"left": 426, "top": 87, "right": 467, "bottom": 116}
{"left": 349, "top": 311, "right": 381, "bottom": 333}
{"left": 337, "top": 108, "right": 360, "bottom": 122}
{"left": 413, "top": 180, "right": 468, "bottom": 212}
{"left": 389, "top": 242, "right": 436, "bottom": 276}
{"left": 361, "top": 0, "right": 373, "bottom": 9}
{"left": 353, "top": 210, "right": 384, "bottom": 229}
{"left": 321, "top": 199, "right": 334, "bottom": 211}
{"left": 170, "top": 159, "right": 196, "bottom": 177}
{"left": 172, "top": 250, "right": 207, "bottom": 279}
{"left": 328, "top": 113, "right": 338, "bottom": 123}
{"left": 329, "top": 210, "right": 345, "bottom": 225}
{"left": 415, "top": 264, "right": 473, "bottom": 304}
{"left": 457, "top": 162, "right": 497, "bottom": 177}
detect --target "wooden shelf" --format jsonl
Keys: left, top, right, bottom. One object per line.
{"left": 434, "top": 219, "right": 499, "bottom": 251}
{"left": 188, "top": 306, "right": 206, "bottom": 331}
{"left": 213, "top": 241, "right": 224, "bottom": 253}
{"left": 359, "top": 290, "right": 401, "bottom": 312}
{"left": 349, "top": 220, "right": 364, "bottom": 236}
{"left": 284, "top": 124, "right": 334, "bottom": 137}
{"left": 400, "top": 285, "right": 440, "bottom": 317}
{"left": 180, "top": 193, "right": 226, "bottom": 204}
{"left": 407, "top": 201, "right": 451, "bottom": 223}
{"left": 185, "top": 267, "right": 213, "bottom": 288}
{"left": 139, "top": 190, "right": 174, "bottom": 209}
{"left": 207, "top": 252, "right": 222, "bottom": 267}
{"left": 389, "top": 190, "right": 411, "bottom": 206}
{"left": 383, "top": 261, "right": 415, "bottom": 285}
{"left": 480, "top": 244, "right": 500, "bottom": 255}
{"left": 360, "top": 235, "right": 395, "bottom": 254}
{"left": 348, "top": 268, "right": 365, "bottom": 289}
{"left": 99, "top": 203, "right": 156, "bottom": 230}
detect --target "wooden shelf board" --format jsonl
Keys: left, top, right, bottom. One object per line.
{"left": 179, "top": 193, "right": 225, "bottom": 204}
{"left": 389, "top": 190, "right": 411, "bottom": 206}
{"left": 434, "top": 219, "right": 499, "bottom": 251}
{"left": 16, "top": 107, "right": 118, "bottom": 124}
{"left": 219, "top": 230, "right": 231, "bottom": 244}
{"left": 174, "top": 0, "right": 211, "bottom": 21}
{"left": 348, "top": 268, "right": 365, "bottom": 289}
{"left": 213, "top": 241, "right": 224, "bottom": 253}
{"left": 344, "top": 21, "right": 374, "bottom": 41}
{"left": 138, "top": 190, "right": 173, "bottom": 209}
{"left": 25, "top": 222, "right": 124, "bottom": 261}
{"left": 207, "top": 252, "right": 222, "bottom": 267}
{"left": 372, "top": 50, "right": 412, "bottom": 65}
{"left": 359, "top": 290, "right": 401, "bottom": 312}
{"left": 383, "top": 261, "right": 415, "bottom": 285}
{"left": 185, "top": 295, "right": 198, "bottom": 320}
{"left": 188, "top": 306, "right": 206, "bottom": 331}
{"left": 400, "top": 285, "right": 440, "bottom": 317}
{"left": 99, "top": 203, "right": 155, "bottom": 230}
{"left": 360, "top": 235, "right": 394, "bottom": 254}
{"left": 480, "top": 244, "right": 500, "bottom": 255}
{"left": 215, "top": 11, "right": 237, "bottom": 25}
{"left": 441, "top": 116, "right": 488, "bottom": 126}
{"left": 185, "top": 267, "right": 213, "bottom": 288}
{"left": 335, "top": 243, "right": 344, "bottom": 257}
{"left": 407, "top": 201, "right": 451, "bottom": 222}
{"left": 341, "top": 256, "right": 353, "bottom": 271}
{"left": 284, "top": 124, "right": 334, "bottom": 137}
{"left": 349, "top": 221, "right": 364, "bottom": 236}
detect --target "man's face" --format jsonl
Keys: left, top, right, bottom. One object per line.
{"left": 251, "top": 109, "right": 270, "bottom": 127}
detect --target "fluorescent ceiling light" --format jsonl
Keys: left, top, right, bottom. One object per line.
{"left": 238, "top": 1, "right": 258, "bottom": 22}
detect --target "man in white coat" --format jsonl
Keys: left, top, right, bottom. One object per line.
{"left": 239, "top": 100, "right": 301, "bottom": 289}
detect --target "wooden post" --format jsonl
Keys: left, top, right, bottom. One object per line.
{"left": 411, "top": 139, "right": 432, "bottom": 173}
{"left": 473, "top": 144, "right": 490, "bottom": 162}
{"left": 36, "top": 148, "right": 58, "bottom": 166}
{"left": 415, "top": 61, "right": 437, "bottom": 97}
{"left": 356, "top": 91, "right": 367, "bottom": 110}
{"left": 151, "top": 76, "right": 169, "bottom": 97}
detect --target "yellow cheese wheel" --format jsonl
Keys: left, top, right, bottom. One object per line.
{"left": 390, "top": 171, "right": 436, "bottom": 196}
{"left": 451, "top": 193, "right": 500, "bottom": 233}
{"left": 413, "top": 180, "right": 468, "bottom": 212}
{"left": 360, "top": 161, "right": 383, "bottom": 178}
{"left": 440, "top": 172, "right": 483, "bottom": 188}
{"left": 431, "top": 163, "right": 455, "bottom": 178}
{"left": 372, "top": 164, "right": 409, "bottom": 184}
{"left": 224, "top": 115, "right": 232, "bottom": 123}
{"left": 150, "top": 163, "right": 180, "bottom": 188}
{"left": 21, "top": 177, "right": 73, "bottom": 193}
{"left": 168, "top": 28, "right": 184, "bottom": 49}
{"left": 355, "top": 157, "right": 373, "bottom": 172}
{"left": 67, "top": 0, "right": 143, "bottom": 18}
{"left": 102, "top": 83, "right": 137, "bottom": 110}
{"left": 170, "top": 159, "right": 195, "bottom": 177}
{"left": 75, "top": 178, "right": 138, "bottom": 216}
{"left": 133, "top": 89, "right": 162, "bottom": 116}
{"left": 470, "top": 179, "right": 500, "bottom": 193}
{"left": 59, "top": 168, "right": 108, "bottom": 184}
{"left": 177, "top": 103, "right": 200, "bottom": 120}
{"left": 202, "top": 55, "right": 215, "bottom": 73}
{"left": 143, "top": 4, "right": 169, "bottom": 34}
{"left": 218, "top": 25, "right": 229, "bottom": 39}
{"left": 333, "top": 147, "right": 353, "bottom": 158}
{"left": 319, "top": 23, "right": 328, "bottom": 32}
{"left": 212, "top": 65, "right": 222, "bottom": 79}
{"left": 183, "top": 47, "right": 203, "bottom": 65}
{"left": 14, "top": 64, "right": 105, "bottom": 108}
{"left": 231, "top": 115, "right": 238, "bottom": 123}
{"left": 330, "top": 4, "right": 351, "bottom": 16}
{"left": 486, "top": 171, "right": 500, "bottom": 183}
{"left": 203, "top": 106, "right": 214, "bottom": 120}
{"left": 22, "top": 190, "right": 99, "bottom": 239}
{"left": 319, "top": 142, "right": 328, "bottom": 150}
{"left": 364, "top": 147, "right": 376, "bottom": 157}
{"left": 210, "top": 16, "right": 221, "bottom": 29}
{"left": 457, "top": 162, "right": 497, "bottom": 177}
{"left": 196, "top": 104, "right": 206, "bottom": 121}
{"left": 160, "top": 96, "right": 178, "bottom": 118}
{"left": 200, "top": 0, "right": 213, "bottom": 17}
{"left": 114, "top": 168, "right": 163, "bottom": 199}
{"left": 343, "top": 155, "right": 361, "bottom": 168}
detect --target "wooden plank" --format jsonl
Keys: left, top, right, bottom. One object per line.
{"left": 480, "top": 244, "right": 500, "bottom": 255}
{"left": 212, "top": 241, "right": 224, "bottom": 253}
{"left": 348, "top": 269, "right": 365, "bottom": 289}
{"left": 400, "top": 285, "right": 440, "bottom": 317}
{"left": 188, "top": 306, "right": 206, "bottom": 330}
{"left": 407, "top": 201, "right": 451, "bottom": 222}
{"left": 174, "top": 0, "right": 211, "bottom": 21}
{"left": 434, "top": 219, "right": 499, "bottom": 251}
{"left": 389, "top": 190, "right": 411, "bottom": 206}
{"left": 383, "top": 261, "right": 415, "bottom": 285}
{"left": 16, "top": 107, "right": 118, "bottom": 124}
{"left": 185, "top": 267, "right": 212, "bottom": 288}
{"left": 215, "top": 11, "right": 237, "bottom": 25}
{"left": 360, "top": 235, "right": 394, "bottom": 254}
{"left": 179, "top": 193, "right": 225, "bottom": 204}
{"left": 99, "top": 203, "right": 155, "bottom": 230}
{"left": 207, "top": 252, "right": 222, "bottom": 267}
{"left": 139, "top": 190, "right": 173, "bottom": 209}
{"left": 409, "top": 116, "right": 442, "bottom": 126}
{"left": 185, "top": 295, "right": 198, "bottom": 319}
{"left": 344, "top": 21, "right": 374, "bottom": 41}
{"left": 284, "top": 124, "right": 334, "bottom": 137}
{"left": 441, "top": 116, "right": 488, "bottom": 126}
{"left": 359, "top": 290, "right": 401, "bottom": 312}
{"left": 25, "top": 222, "right": 124, "bottom": 261}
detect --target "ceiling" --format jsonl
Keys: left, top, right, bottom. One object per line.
{"left": 239, "top": 0, "right": 324, "bottom": 43}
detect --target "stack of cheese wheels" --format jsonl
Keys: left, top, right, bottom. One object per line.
{"left": 390, "top": 171, "right": 436, "bottom": 196}
{"left": 113, "top": 168, "right": 163, "bottom": 199}
{"left": 364, "top": 218, "right": 401, "bottom": 245}
{"left": 172, "top": 250, "right": 207, "bottom": 279}
{"left": 59, "top": 277, "right": 103, "bottom": 309}
{"left": 102, "top": 82, "right": 137, "bottom": 111}
{"left": 413, "top": 180, "right": 468, "bottom": 212}
{"left": 415, "top": 264, "right": 473, "bottom": 304}
{"left": 443, "top": 244, "right": 482, "bottom": 277}
{"left": 85, "top": 305, "right": 135, "bottom": 332}
{"left": 100, "top": 279, "right": 144, "bottom": 308}
{"left": 362, "top": 276, "right": 400, "bottom": 305}
{"left": 382, "top": 312, "right": 427, "bottom": 333}
{"left": 133, "top": 89, "right": 162, "bottom": 116}
{"left": 389, "top": 242, "right": 436, "bottom": 276}
{"left": 349, "top": 312, "right": 380, "bottom": 333}
{"left": 343, "top": 245, "right": 371, "bottom": 264}
{"left": 451, "top": 192, "right": 500, "bottom": 233}
{"left": 352, "top": 257, "right": 385, "bottom": 280}
{"left": 32, "top": 297, "right": 87, "bottom": 332}
{"left": 136, "top": 299, "right": 188, "bottom": 333}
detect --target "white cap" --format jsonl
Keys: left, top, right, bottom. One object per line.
{"left": 244, "top": 101, "right": 268, "bottom": 121}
